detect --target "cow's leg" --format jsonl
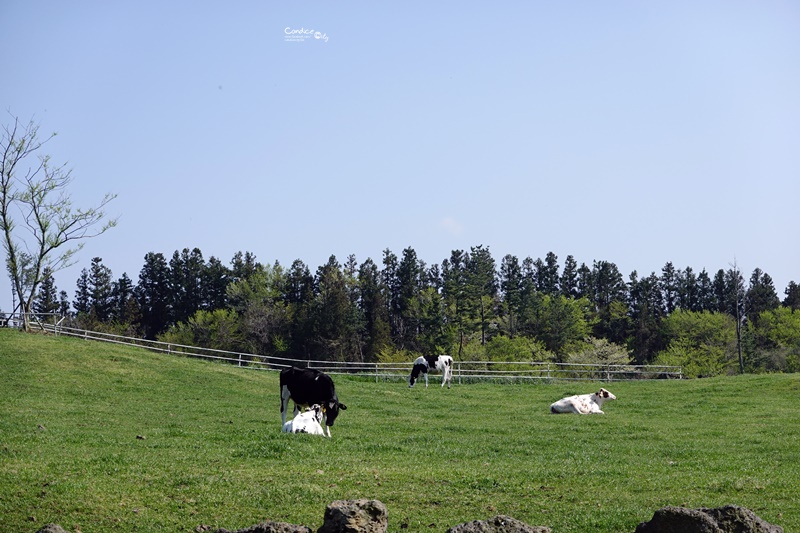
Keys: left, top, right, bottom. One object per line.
{"left": 280, "top": 385, "right": 291, "bottom": 425}
{"left": 424, "top": 372, "right": 429, "bottom": 388}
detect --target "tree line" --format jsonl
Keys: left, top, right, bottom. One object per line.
{"left": 28, "top": 246, "right": 800, "bottom": 377}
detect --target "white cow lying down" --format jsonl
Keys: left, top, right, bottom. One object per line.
{"left": 282, "top": 404, "right": 326, "bottom": 435}
{"left": 550, "top": 388, "right": 617, "bottom": 414}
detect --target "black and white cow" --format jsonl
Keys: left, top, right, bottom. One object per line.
{"left": 282, "top": 404, "right": 325, "bottom": 435}
{"left": 409, "top": 355, "right": 453, "bottom": 389}
{"left": 280, "top": 366, "right": 347, "bottom": 438}
{"left": 549, "top": 388, "right": 617, "bottom": 414}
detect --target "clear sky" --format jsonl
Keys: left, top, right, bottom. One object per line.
{"left": 2, "top": 1, "right": 798, "bottom": 313}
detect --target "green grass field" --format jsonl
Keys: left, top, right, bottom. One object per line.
{"left": 1, "top": 329, "right": 797, "bottom": 532}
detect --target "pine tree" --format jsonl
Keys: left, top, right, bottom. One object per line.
{"left": 135, "top": 252, "right": 171, "bottom": 339}
{"left": 33, "top": 267, "right": 60, "bottom": 317}
{"left": 88, "top": 257, "right": 114, "bottom": 322}
{"left": 784, "top": 281, "right": 800, "bottom": 311}
{"left": 560, "top": 255, "right": 579, "bottom": 298}
{"left": 73, "top": 268, "right": 91, "bottom": 315}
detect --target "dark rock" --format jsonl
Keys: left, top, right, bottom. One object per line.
{"left": 317, "top": 499, "right": 388, "bottom": 533}
{"left": 214, "top": 521, "right": 312, "bottom": 533}
{"left": 634, "top": 505, "right": 783, "bottom": 533}
{"left": 446, "top": 515, "right": 551, "bottom": 533}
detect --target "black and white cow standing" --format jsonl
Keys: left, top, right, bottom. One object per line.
{"left": 408, "top": 355, "right": 453, "bottom": 388}
{"left": 280, "top": 366, "right": 347, "bottom": 438}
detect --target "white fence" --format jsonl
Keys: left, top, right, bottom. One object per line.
{"left": 11, "top": 317, "right": 683, "bottom": 382}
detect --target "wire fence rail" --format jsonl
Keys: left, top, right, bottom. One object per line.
{"left": 7, "top": 314, "right": 683, "bottom": 382}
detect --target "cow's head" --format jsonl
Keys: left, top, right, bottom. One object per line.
{"left": 322, "top": 400, "right": 347, "bottom": 427}
{"left": 597, "top": 388, "right": 616, "bottom": 400}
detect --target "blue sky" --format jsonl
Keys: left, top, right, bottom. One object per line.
{"left": 2, "top": 1, "right": 798, "bottom": 312}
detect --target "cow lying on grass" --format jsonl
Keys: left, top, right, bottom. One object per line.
{"left": 282, "top": 404, "right": 325, "bottom": 435}
{"left": 409, "top": 355, "right": 453, "bottom": 388}
{"left": 550, "top": 388, "right": 617, "bottom": 414}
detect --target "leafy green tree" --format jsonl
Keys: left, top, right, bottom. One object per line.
{"left": 566, "top": 337, "right": 631, "bottom": 369}
{"left": 654, "top": 310, "right": 737, "bottom": 377}
{"left": 522, "top": 294, "right": 593, "bottom": 358}
{"left": 226, "top": 260, "right": 290, "bottom": 356}
{"left": 749, "top": 307, "right": 800, "bottom": 372}
{"left": 485, "top": 334, "right": 554, "bottom": 371}
{"left": 159, "top": 309, "right": 244, "bottom": 353}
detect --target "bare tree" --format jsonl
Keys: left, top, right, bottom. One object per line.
{"left": 1, "top": 114, "right": 117, "bottom": 331}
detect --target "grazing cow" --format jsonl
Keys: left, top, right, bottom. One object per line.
{"left": 280, "top": 366, "right": 347, "bottom": 438}
{"left": 550, "top": 388, "right": 617, "bottom": 414}
{"left": 409, "top": 355, "right": 453, "bottom": 389}
{"left": 282, "top": 404, "right": 325, "bottom": 435}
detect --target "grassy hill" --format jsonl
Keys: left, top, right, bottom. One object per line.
{"left": 1, "top": 329, "right": 797, "bottom": 532}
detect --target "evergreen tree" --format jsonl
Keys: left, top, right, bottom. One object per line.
{"left": 560, "top": 255, "right": 579, "bottom": 298}
{"left": 135, "top": 252, "right": 171, "bottom": 339}
{"left": 627, "top": 271, "right": 665, "bottom": 363}
{"left": 466, "top": 245, "right": 498, "bottom": 345}
{"left": 111, "top": 272, "right": 136, "bottom": 323}
{"left": 442, "top": 250, "right": 468, "bottom": 358}
{"left": 537, "top": 251, "right": 560, "bottom": 295}
{"left": 696, "top": 268, "right": 715, "bottom": 312}
{"left": 169, "top": 248, "right": 205, "bottom": 324}
{"left": 660, "top": 262, "right": 678, "bottom": 314}
{"left": 88, "top": 257, "right": 114, "bottom": 322}
{"left": 357, "top": 257, "right": 390, "bottom": 361}
{"left": 33, "top": 267, "right": 60, "bottom": 317}
{"left": 284, "top": 259, "right": 315, "bottom": 359}
{"left": 73, "top": 268, "right": 91, "bottom": 316}
{"left": 576, "top": 262, "right": 592, "bottom": 299}
{"left": 202, "top": 256, "right": 229, "bottom": 310}
{"left": 58, "top": 290, "right": 70, "bottom": 317}
{"left": 784, "top": 281, "right": 800, "bottom": 311}
{"left": 310, "top": 255, "right": 357, "bottom": 360}
{"left": 499, "top": 254, "right": 523, "bottom": 338}
{"left": 677, "top": 266, "right": 699, "bottom": 312}
{"left": 746, "top": 268, "right": 780, "bottom": 326}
